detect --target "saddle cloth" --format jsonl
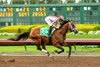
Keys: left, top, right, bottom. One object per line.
{"left": 40, "top": 27, "right": 54, "bottom": 38}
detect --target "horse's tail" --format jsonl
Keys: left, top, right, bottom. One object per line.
{"left": 8, "top": 32, "right": 30, "bottom": 41}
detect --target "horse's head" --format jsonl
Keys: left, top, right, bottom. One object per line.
{"left": 61, "top": 20, "right": 78, "bottom": 34}
{"left": 67, "top": 20, "right": 78, "bottom": 34}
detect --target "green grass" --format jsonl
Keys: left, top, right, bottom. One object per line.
{"left": 0, "top": 34, "right": 100, "bottom": 54}
{"left": 0, "top": 34, "right": 100, "bottom": 39}
{"left": 0, "top": 35, "right": 16, "bottom": 39}
{"left": 0, "top": 46, "right": 100, "bottom": 54}
{"left": 66, "top": 34, "right": 100, "bottom": 39}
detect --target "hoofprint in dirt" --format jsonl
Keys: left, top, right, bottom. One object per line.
{"left": 0, "top": 55, "right": 100, "bottom": 67}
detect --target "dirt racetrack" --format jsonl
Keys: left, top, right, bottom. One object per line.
{"left": 0, "top": 56, "right": 100, "bottom": 67}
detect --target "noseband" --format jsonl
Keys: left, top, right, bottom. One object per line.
{"left": 68, "top": 22, "right": 76, "bottom": 32}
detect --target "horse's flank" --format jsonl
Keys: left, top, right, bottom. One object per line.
{"left": 29, "top": 28, "right": 49, "bottom": 45}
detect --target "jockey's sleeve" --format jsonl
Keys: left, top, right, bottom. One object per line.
{"left": 52, "top": 21, "right": 57, "bottom": 26}
{"left": 49, "top": 17, "right": 58, "bottom": 26}
{"left": 52, "top": 22, "right": 58, "bottom": 27}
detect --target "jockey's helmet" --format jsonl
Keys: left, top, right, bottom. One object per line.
{"left": 58, "top": 15, "right": 64, "bottom": 21}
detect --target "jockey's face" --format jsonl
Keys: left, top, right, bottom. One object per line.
{"left": 59, "top": 19, "right": 64, "bottom": 22}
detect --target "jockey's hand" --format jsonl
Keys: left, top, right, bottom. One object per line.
{"left": 55, "top": 27, "right": 59, "bottom": 30}
{"left": 52, "top": 26, "right": 59, "bottom": 30}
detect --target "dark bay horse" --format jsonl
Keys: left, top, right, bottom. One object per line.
{"left": 9, "top": 20, "right": 78, "bottom": 58}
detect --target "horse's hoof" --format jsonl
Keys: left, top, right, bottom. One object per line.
{"left": 54, "top": 50, "right": 58, "bottom": 53}
{"left": 68, "top": 56, "right": 70, "bottom": 59}
{"left": 47, "top": 52, "right": 50, "bottom": 57}
{"left": 58, "top": 52, "right": 61, "bottom": 54}
{"left": 54, "top": 50, "right": 61, "bottom": 54}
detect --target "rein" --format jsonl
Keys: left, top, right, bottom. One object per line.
{"left": 58, "top": 21, "right": 69, "bottom": 31}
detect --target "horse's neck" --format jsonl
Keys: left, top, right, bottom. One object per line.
{"left": 59, "top": 24, "right": 69, "bottom": 36}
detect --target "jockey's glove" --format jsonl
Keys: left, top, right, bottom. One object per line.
{"left": 52, "top": 26, "right": 59, "bottom": 30}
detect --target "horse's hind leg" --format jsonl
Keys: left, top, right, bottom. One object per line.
{"left": 54, "top": 43, "right": 64, "bottom": 54}
{"left": 30, "top": 37, "right": 42, "bottom": 51}
{"left": 41, "top": 43, "right": 50, "bottom": 57}
{"left": 31, "top": 38, "right": 50, "bottom": 57}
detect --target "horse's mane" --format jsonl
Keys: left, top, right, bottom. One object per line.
{"left": 59, "top": 20, "right": 70, "bottom": 29}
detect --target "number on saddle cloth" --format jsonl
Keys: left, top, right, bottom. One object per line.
{"left": 40, "top": 27, "right": 54, "bottom": 38}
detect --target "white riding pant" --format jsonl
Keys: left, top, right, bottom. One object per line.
{"left": 45, "top": 17, "right": 52, "bottom": 26}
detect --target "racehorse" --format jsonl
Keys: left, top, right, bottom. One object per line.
{"left": 9, "top": 20, "right": 78, "bottom": 58}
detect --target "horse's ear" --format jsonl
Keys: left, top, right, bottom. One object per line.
{"left": 68, "top": 19, "right": 70, "bottom": 21}
{"left": 67, "top": 19, "right": 73, "bottom": 22}
{"left": 67, "top": 19, "right": 71, "bottom": 22}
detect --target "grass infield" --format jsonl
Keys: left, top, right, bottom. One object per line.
{"left": 0, "top": 34, "right": 100, "bottom": 53}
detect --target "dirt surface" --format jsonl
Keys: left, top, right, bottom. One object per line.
{"left": 0, "top": 56, "right": 100, "bottom": 67}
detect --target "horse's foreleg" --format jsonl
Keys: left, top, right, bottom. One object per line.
{"left": 54, "top": 43, "right": 64, "bottom": 54}
{"left": 73, "top": 44, "right": 77, "bottom": 54}
{"left": 74, "top": 44, "right": 76, "bottom": 52}
{"left": 68, "top": 45, "right": 72, "bottom": 59}
{"left": 64, "top": 43, "right": 72, "bottom": 58}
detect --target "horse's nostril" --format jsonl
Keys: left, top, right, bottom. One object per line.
{"left": 75, "top": 30, "right": 78, "bottom": 34}
{"left": 73, "top": 29, "right": 78, "bottom": 34}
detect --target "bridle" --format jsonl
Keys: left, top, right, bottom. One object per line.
{"left": 68, "top": 22, "right": 77, "bottom": 32}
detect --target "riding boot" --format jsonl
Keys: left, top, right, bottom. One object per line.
{"left": 48, "top": 26, "right": 53, "bottom": 36}
{"left": 48, "top": 26, "right": 53, "bottom": 42}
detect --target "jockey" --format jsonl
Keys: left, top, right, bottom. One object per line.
{"left": 45, "top": 15, "right": 64, "bottom": 36}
